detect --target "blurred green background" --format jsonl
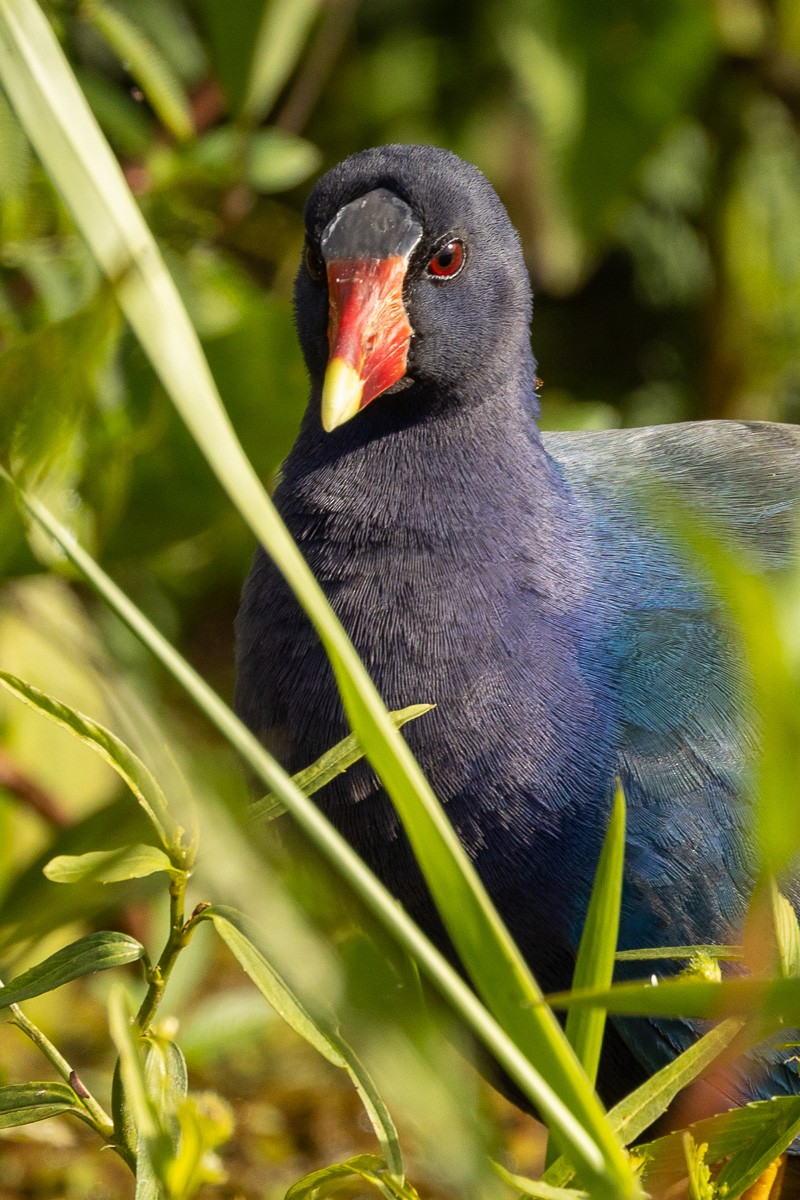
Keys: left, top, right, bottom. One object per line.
{"left": 1, "top": 0, "right": 800, "bottom": 1194}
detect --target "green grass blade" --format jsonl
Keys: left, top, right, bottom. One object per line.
{"left": 0, "top": 669, "right": 188, "bottom": 862}
{"left": 547, "top": 974, "right": 800, "bottom": 1022}
{"left": 542, "top": 1018, "right": 744, "bottom": 1188}
{"left": 565, "top": 782, "right": 626, "bottom": 1084}
{"left": 615, "top": 946, "right": 742, "bottom": 962}
{"left": 0, "top": 11, "right": 637, "bottom": 1186}
{"left": 0, "top": 931, "right": 144, "bottom": 1008}
{"left": 252, "top": 703, "right": 434, "bottom": 824}
{"left": 4, "top": 474, "right": 617, "bottom": 1194}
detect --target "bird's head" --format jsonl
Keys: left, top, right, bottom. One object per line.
{"left": 294, "top": 144, "right": 535, "bottom": 433}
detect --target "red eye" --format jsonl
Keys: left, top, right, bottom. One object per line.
{"left": 427, "top": 240, "right": 465, "bottom": 278}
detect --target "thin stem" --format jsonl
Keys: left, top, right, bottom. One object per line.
{"left": 8, "top": 1001, "right": 115, "bottom": 1139}
{"left": 135, "top": 871, "right": 198, "bottom": 1032}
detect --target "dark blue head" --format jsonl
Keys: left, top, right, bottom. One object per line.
{"left": 294, "top": 144, "right": 537, "bottom": 433}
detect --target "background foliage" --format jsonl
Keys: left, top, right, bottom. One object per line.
{"left": 1, "top": 0, "right": 800, "bottom": 1196}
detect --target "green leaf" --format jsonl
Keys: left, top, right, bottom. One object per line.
{"left": 241, "top": 0, "right": 322, "bottom": 125}
{"left": 0, "top": 671, "right": 187, "bottom": 862}
{"left": 636, "top": 1096, "right": 800, "bottom": 1199}
{"left": 565, "top": 782, "right": 625, "bottom": 1084}
{"left": 163, "top": 1092, "right": 233, "bottom": 1196}
{"left": 44, "top": 844, "right": 176, "bottom": 885}
{"left": 0, "top": 1081, "right": 90, "bottom": 1129}
{"left": 252, "top": 703, "right": 434, "bottom": 823}
{"left": 208, "top": 906, "right": 404, "bottom": 1182}
{"left": 108, "top": 985, "right": 172, "bottom": 1178}
{"left": 208, "top": 906, "right": 345, "bottom": 1066}
{"left": 82, "top": 0, "right": 193, "bottom": 141}
{"left": 615, "top": 946, "right": 742, "bottom": 962}
{"left": 246, "top": 128, "right": 321, "bottom": 194}
{"left": 0, "top": 931, "right": 145, "bottom": 1008}
{"left": 543, "top": 1019, "right": 744, "bottom": 1189}
{"left": 770, "top": 880, "right": 800, "bottom": 978}
{"left": 286, "top": 1154, "right": 420, "bottom": 1200}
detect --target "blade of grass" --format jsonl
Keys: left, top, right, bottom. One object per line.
{"left": 565, "top": 782, "right": 626, "bottom": 1083}
{"left": 0, "top": 11, "right": 636, "bottom": 1193}
{"left": 544, "top": 783, "right": 624, "bottom": 1169}
{"left": 3, "top": 470, "right": 616, "bottom": 1195}
{"left": 241, "top": 0, "right": 322, "bottom": 125}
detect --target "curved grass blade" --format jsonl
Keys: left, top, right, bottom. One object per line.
{"left": 0, "top": 11, "right": 636, "bottom": 1181}
{"left": 0, "top": 670, "right": 187, "bottom": 862}
{"left": 252, "top": 703, "right": 434, "bottom": 823}
{"left": 0, "top": 1081, "right": 92, "bottom": 1129}
{"left": 208, "top": 905, "right": 404, "bottom": 1182}
{"left": 0, "top": 930, "right": 144, "bottom": 1008}
{"left": 4, "top": 477, "right": 617, "bottom": 1196}
{"left": 82, "top": 1, "right": 192, "bottom": 140}
{"left": 44, "top": 844, "right": 176, "bottom": 885}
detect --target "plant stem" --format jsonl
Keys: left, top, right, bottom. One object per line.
{"left": 9, "top": 1001, "right": 115, "bottom": 1139}
{"left": 135, "top": 871, "right": 200, "bottom": 1032}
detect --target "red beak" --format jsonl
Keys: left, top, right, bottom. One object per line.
{"left": 320, "top": 256, "right": 413, "bottom": 432}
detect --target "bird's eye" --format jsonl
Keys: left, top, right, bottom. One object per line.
{"left": 305, "top": 243, "right": 325, "bottom": 283}
{"left": 427, "top": 240, "right": 465, "bottom": 279}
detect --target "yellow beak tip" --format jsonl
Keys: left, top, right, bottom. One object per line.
{"left": 321, "top": 358, "right": 364, "bottom": 432}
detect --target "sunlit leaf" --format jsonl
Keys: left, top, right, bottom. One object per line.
{"left": 493, "top": 1161, "right": 589, "bottom": 1200}
{"left": 543, "top": 1020, "right": 744, "bottom": 1188}
{"left": 0, "top": 670, "right": 188, "bottom": 862}
{"left": 637, "top": 1095, "right": 800, "bottom": 1199}
{"left": 44, "top": 843, "right": 176, "bottom": 885}
{"left": 616, "top": 946, "right": 742, "bottom": 962}
{"left": 246, "top": 128, "right": 321, "bottom": 194}
{"left": 0, "top": 931, "right": 144, "bottom": 1009}
{"left": 252, "top": 703, "right": 434, "bottom": 824}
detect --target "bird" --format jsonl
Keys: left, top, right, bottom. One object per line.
{"left": 234, "top": 144, "right": 800, "bottom": 1187}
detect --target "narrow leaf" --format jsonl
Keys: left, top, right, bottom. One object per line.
{"left": 543, "top": 1019, "right": 744, "bottom": 1189}
{"left": 83, "top": 0, "right": 193, "bottom": 140}
{"left": 0, "top": 1081, "right": 90, "bottom": 1129}
{"left": 0, "top": 931, "right": 144, "bottom": 1008}
{"left": 327, "top": 1031, "right": 405, "bottom": 1185}
{"left": 637, "top": 1096, "right": 800, "bottom": 1199}
{"left": 241, "top": 0, "right": 321, "bottom": 124}
{"left": 616, "top": 945, "right": 742, "bottom": 962}
{"left": 44, "top": 844, "right": 175, "bottom": 884}
{"left": 286, "top": 1154, "right": 419, "bottom": 1200}
{"left": 0, "top": 671, "right": 186, "bottom": 861}
{"left": 208, "top": 906, "right": 345, "bottom": 1067}
{"left": 108, "top": 983, "right": 172, "bottom": 1178}
{"left": 252, "top": 703, "right": 434, "bottom": 824}
{"left": 565, "top": 783, "right": 626, "bottom": 1084}
{"left": 493, "top": 1161, "right": 589, "bottom": 1200}
{"left": 209, "top": 906, "right": 404, "bottom": 1182}
{"left": 546, "top": 974, "right": 800, "bottom": 1022}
